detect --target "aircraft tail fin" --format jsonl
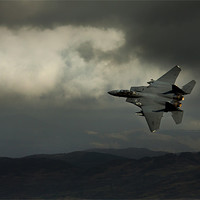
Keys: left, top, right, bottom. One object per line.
{"left": 171, "top": 110, "right": 184, "bottom": 124}
{"left": 182, "top": 80, "right": 196, "bottom": 94}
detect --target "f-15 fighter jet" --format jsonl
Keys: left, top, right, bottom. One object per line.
{"left": 108, "top": 66, "right": 196, "bottom": 132}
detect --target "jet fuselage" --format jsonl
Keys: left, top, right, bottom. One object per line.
{"left": 108, "top": 88, "right": 182, "bottom": 111}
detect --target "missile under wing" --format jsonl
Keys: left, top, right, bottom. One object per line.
{"left": 108, "top": 66, "right": 196, "bottom": 132}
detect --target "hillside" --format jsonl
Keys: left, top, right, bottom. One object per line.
{"left": 0, "top": 150, "right": 200, "bottom": 199}
{"left": 86, "top": 147, "right": 168, "bottom": 159}
{"left": 25, "top": 151, "right": 129, "bottom": 169}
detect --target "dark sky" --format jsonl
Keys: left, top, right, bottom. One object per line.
{"left": 0, "top": 1, "right": 200, "bottom": 157}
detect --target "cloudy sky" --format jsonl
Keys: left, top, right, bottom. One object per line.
{"left": 0, "top": 1, "right": 200, "bottom": 157}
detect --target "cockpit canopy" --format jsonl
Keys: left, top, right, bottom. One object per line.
{"left": 117, "top": 90, "right": 130, "bottom": 93}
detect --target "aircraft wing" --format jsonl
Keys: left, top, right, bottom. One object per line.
{"left": 156, "top": 65, "right": 181, "bottom": 85}
{"left": 141, "top": 105, "right": 164, "bottom": 132}
{"left": 146, "top": 65, "right": 181, "bottom": 93}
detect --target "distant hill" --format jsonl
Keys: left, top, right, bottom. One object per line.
{"left": 26, "top": 151, "right": 129, "bottom": 169}
{"left": 1, "top": 150, "right": 200, "bottom": 199}
{"left": 86, "top": 147, "right": 168, "bottom": 159}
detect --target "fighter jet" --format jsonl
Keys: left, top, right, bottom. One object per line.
{"left": 108, "top": 66, "right": 196, "bottom": 132}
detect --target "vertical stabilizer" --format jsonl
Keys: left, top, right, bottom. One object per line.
{"left": 182, "top": 80, "right": 196, "bottom": 94}
{"left": 171, "top": 110, "right": 184, "bottom": 124}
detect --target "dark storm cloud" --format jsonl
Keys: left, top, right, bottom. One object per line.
{"left": 1, "top": 1, "right": 200, "bottom": 69}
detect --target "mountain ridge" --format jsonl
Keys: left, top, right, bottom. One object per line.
{"left": 0, "top": 148, "right": 200, "bottom": 199}
{"left": 85, "top": 147, "right": 168, "bottom": 159}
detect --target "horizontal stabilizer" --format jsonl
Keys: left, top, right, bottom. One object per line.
{"left": 171, "top": 110, "right": 184, "bottom": 124}
{"left": 182, "top": 80, "right": 196, "bottom": 94}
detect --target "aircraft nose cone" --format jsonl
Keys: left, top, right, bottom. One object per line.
{"left": 108, "top": 90, "right": 116, "bottom": 95}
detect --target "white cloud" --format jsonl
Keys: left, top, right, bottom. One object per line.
{"left": 0, "top": 25, "right": 125, "bottom": 102}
